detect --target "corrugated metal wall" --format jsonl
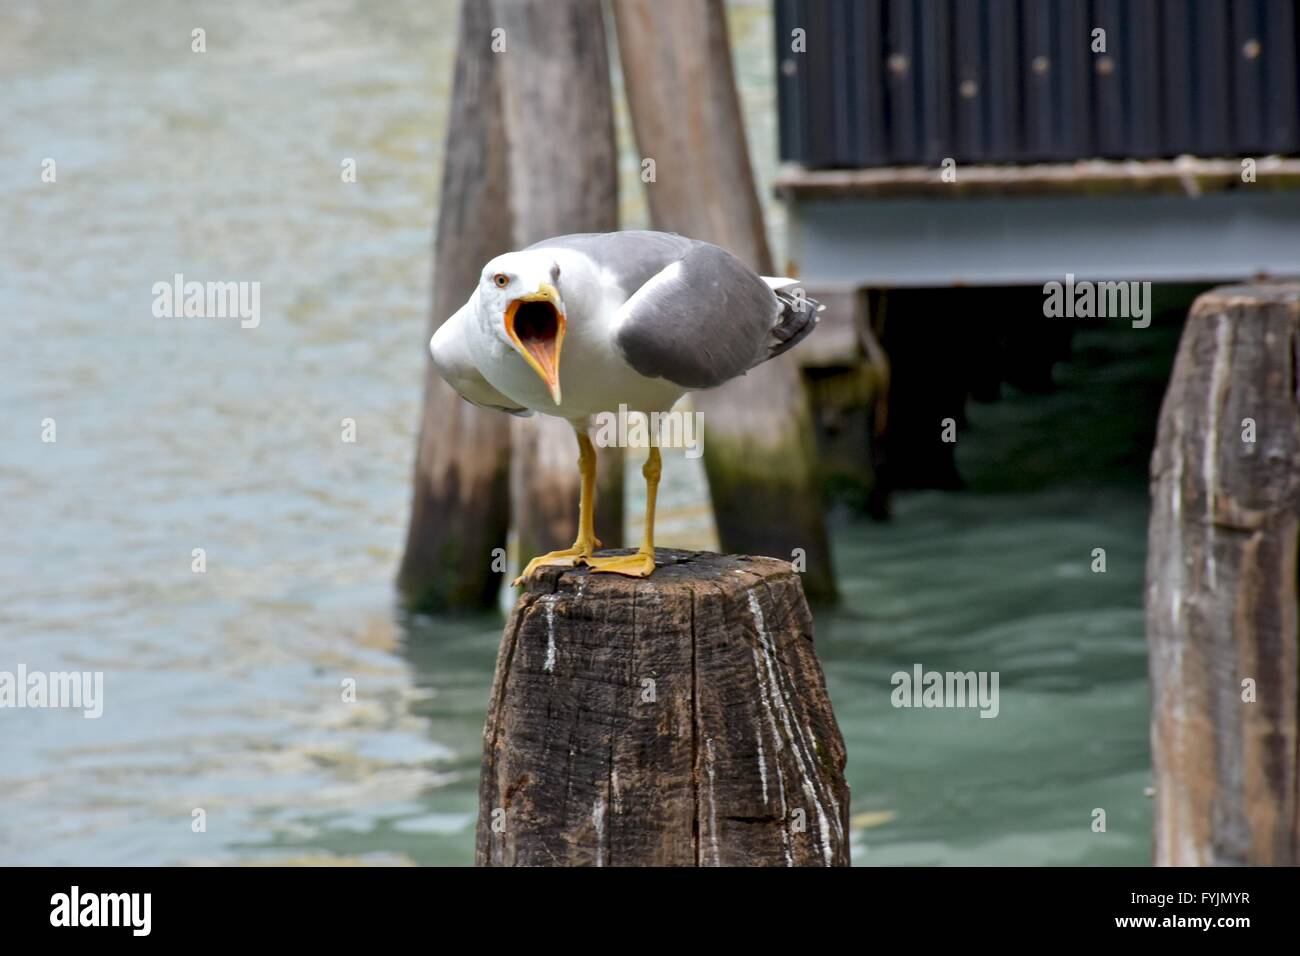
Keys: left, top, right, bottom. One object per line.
{"left": 776, "top": 0, "right": 1300, "bottom": 166}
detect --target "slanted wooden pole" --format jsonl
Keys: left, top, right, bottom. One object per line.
{"left": 398, "top": 0, "right": 513, "bottom": 612}
{"left": 497, "top": 0, "right": 624, "bottom": 564}
{"left": 476, "top": 551, "right": 850, "bottom": 866}
{"left": 1146, "top": 283, "right": 1300, "bottom": 865}
{"left": 612, "top": 0, "right": 836, "bottom": 602}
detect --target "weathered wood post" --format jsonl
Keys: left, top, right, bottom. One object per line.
{"left": 1146, "top": 283, "right": 1300, "bottom": 865}
{"left": 398, "top": 0, "right": 513, "bottom": 612}
{"left": 612, "top": 0, "right": 836, "bottom": 602}
{"left": 476, "top": 551, "right": 851, "bottom": 866}
{"left": 797, "top": 287, "right": 890, "bottom": 513}
{"left": 497, "top": 0, "right": 624, "bottom": 565}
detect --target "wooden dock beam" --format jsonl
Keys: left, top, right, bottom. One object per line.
{"left": 1146, "top": 283, "right": 1300, "bottom": 865}
{"left": 476, "top": 550, "right": 851, "bottom": 866}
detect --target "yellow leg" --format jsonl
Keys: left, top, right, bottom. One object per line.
{"left": 512, "top": 432, "right": 602, "bottom": 586}
{"left": 586, "top": 446, "right": 659, "bottom": 578}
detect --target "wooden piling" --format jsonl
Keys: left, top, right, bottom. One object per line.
{"left": 612, "top": 0, "right": 837, "bottom": 602}
{"left": 476, "top": 550, "right": 851, "bottom": 866}
{"left": 497, "top": 0, "right": 624, "bottom": 562}
{"left": 398, "top": 0, "right": 513, "bottom": 612}
{"left": 1146, "top": 283, "right": 1300, "bottom": 865}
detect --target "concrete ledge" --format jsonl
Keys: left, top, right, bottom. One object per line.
{"left": 784, "top": 189, "right": 1300, "bottom": 287}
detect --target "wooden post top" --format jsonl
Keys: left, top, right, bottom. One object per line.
{"left": 477, "top": 549, "right": 851, "bottom": 866}
{"left": 519, "top": 548, "right": 798, "bottom": 594}
{"left": 1190, "top": 282, "right": 1300, "bottom": 304}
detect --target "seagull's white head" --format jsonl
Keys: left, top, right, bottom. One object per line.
{"left": 478, "top": 252, "right": 566, "bottom": 405}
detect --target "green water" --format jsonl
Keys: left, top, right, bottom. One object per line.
{"left": 2, "top": 0, "right": 1165, "bottom": 865}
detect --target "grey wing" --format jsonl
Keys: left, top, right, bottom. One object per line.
{"left": 429, "top": 298, "right": 533, "bottom": 416}
{"left": 613, "top": 240, "right": 819, "bottom": 389}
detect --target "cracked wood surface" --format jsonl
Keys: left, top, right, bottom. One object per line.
{"left": 475, "top": 550, "right": 851, "bottom": 866}
{"left": 1146, "top": 283, "right": 1300, "bottom": 865}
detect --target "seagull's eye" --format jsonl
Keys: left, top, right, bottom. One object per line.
{"left": 493, "top": 273, "right": 510, "bottom": 288}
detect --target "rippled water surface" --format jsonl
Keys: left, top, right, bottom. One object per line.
{"left": 3, "top": 0, "right": 1156, "bottom": 865}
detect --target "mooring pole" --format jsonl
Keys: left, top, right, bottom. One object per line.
{"left": 1146, "top": 283, "right": 1300, "bottom": 865}
{"left": 476, "top": 550, "right": 851, "bottom": 866}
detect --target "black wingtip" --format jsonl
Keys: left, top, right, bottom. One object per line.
{"left": 766, "top": 288, "right": 821, "bottom": 360}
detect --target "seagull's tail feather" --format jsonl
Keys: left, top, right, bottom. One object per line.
{"left": 762, "top": 284, "right": 823, "bottom": 364}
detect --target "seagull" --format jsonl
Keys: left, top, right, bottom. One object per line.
{"left": 430, "top": 230, "right": 820, "bottom": 584}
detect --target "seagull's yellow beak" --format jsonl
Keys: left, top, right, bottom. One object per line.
{"left": 505, "top": 282, "right": 565, "bottom": 405}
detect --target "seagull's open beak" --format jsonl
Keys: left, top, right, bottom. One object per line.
{"left": 505, "top": 282, "right": 566, "bottom": 404}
